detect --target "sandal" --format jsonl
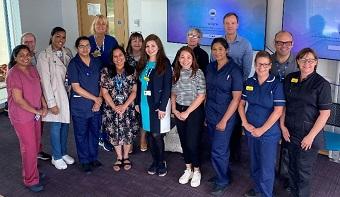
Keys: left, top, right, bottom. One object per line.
{"left": 122, "top": 158, "right": 132, "bottom": 171}
{"left": 113, "top": 159, "right": 123, "bottom": 172}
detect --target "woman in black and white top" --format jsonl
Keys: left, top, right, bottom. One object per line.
{"left": 171, "top": 46, "right": 206, "bottom": 187}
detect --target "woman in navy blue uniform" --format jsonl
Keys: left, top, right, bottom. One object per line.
{"left": 136, "top": 34, "right": 172, "bottom": 176}
{"left": 281, "top": 48, "right": 331, "bottom": 197}
{"left": 205, "top": 38, "right": 243, "bottom": 196}
{"left": 67, "top": 36, "right": 103, "bottom": 173}
{"left": 238, "top": 51, "right": 285, "bottom": 197}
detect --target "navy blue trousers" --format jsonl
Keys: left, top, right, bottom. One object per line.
{"left": 248, "top": 136, "right": 279, "bottom": 197}
{"left": 72, "top": 114, "right": 101, "bottom": 164}
{"left": 207, "top": 115, "right": 236, "bottom": 187}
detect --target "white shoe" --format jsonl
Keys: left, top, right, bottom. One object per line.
{"left": 179, "top": 169, "right": 193, "bottom": 184}
{"left": 62, "top": 155, "right": 75, "bottom": 165}
{"left": 52, "top": 158, "right": 67, "bottom": 170}
{"left": 190, "top": 170, "right": 201, "bottom": 187}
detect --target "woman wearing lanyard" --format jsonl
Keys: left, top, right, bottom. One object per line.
{"left": 205, "top": 38, "right": 243, "bottom": 196}
{"left": 171, "top": 46, "right": 206, "bottom": 187}
{"left": 281, "top": 48, "right": 331, "bottom": 197}
{"left": 68, "top": 36, "right": 103, "bottom": 173}
{"left": 101, "top": 46, "right": 139, "bottom": 171}
{"left": 136, "top": 34, "right": 172, "bottom": 177}
{"left": 36, "top": 27, "right": 75, "bottom": 170}
{"left": 6, "top": 45, "right": 48, "bottom": 192}
{"left": 238, "top": 51, "right": 285, "bottom": 197}
{"left": 89, "top": 15, "right": 118, "bottom": 151}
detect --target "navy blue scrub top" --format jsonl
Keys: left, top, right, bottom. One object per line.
{"left": 284, "top": 71, "right": 332, "bottom": 144}
{"left": 205, "top": 59, "right": 243, "bottom": 125}
{"left": 242, "top": 74, "right": 285, "bottom": 138}
{"left": 68, "top": 54, "right": 103, "bottom": 118}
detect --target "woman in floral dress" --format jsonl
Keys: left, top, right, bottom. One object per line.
{"left": 101, "top": 46, "right": 139, "bottom": 171}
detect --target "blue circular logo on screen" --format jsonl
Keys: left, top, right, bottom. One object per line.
{"left": 209, "top": 9, "right": 216, "bottom": 17}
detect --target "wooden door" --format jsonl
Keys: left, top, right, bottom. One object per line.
{"left": 77, "top": 0, "right": 128, "bottom": 46}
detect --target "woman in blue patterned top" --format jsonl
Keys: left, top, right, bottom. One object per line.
{"left": 171, "top": 46, "right": 206, "bottom": 187}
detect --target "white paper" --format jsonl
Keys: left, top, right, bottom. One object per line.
{"left": 160, "top": 99, "right": 171, "bottom": 134}
{"left": 87, "top": 3, "right": 101, "bottom": 16}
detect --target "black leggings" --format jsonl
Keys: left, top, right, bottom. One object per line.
{"left": 147, "top": 132, "right": 165, "bottom": 164}
{"left": 175, "top": 103, "right": 204, "bottom": 168}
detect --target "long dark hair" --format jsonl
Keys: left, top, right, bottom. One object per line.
{"left": 107, "top": 46, "right": 135, "bottom": 78}
{"left": 126, "top": 32, "right": 144, "bottom": 55}
{"left": 136, "top": 34, "right": 168, "bottom": 76}
{"left": 49, "top": 26, "right": 66, "bottom": 45}
{"left": 8, "top": 45, "right": 30, "bottom": 69}
{"left": 173, "top": 46, "right": 199, "bottom": 83}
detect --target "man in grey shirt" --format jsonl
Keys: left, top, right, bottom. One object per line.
{"left": 271, "top": 30, "right": 298, "bottom": 192}
{"left": 271, "top": 31, "right": 298, "bottom": 82}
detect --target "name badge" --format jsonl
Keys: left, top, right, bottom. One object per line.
{"left": 291, "top": 78, "right": 298, "bottom": 83}
{"left": 144, "top": 90, "right": 151, "bottom": 96}
{"left": 246, "top": 86, "right": 254, "bottom": 91}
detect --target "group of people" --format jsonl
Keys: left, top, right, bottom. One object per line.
{"left": 4, "top": 12, "right": 332, "bottom": 197}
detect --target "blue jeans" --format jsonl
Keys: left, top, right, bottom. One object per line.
{"left": 50, "top": 122, "right": 69, "bottom": 160}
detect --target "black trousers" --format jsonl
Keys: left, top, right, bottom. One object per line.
{"left": 287, "top": 142, "right": 319, "bottom": 197}
{"left": 175, "top": 103, "right": 204, "bottom": 168}
{"left": 147, "top": 132, "right": 165, "bottom": 165}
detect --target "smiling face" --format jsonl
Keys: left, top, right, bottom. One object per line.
{"left": 187, "top": 30, "right": 200, "bottom": 48}
{"left": 145, "top": 40, "right": 159, "bottom": 60}
{"left": 178, "top": 50, "right": 193, "bottom": 70}
{"left": 131, "top": 37, "right": 143, "bottom": 52}
{"left": 77, "top": 39, "right": 91, "bottom": 57}
{"left": 22, "top": 34, "right": 36, "bottom": 53}
{"left": 224, "top": 15, "right": 239, "bottom": 36}
{"left": 274, "top": 32, "right": 293, "bottom": 57}
{"left": 297, "top": 52, "right": 317, "bottom": 76}
{"left": 212, "top": 42, "right": 228, "bottom": 62}
{"left": 51, "top": 31, "right": 66, "bottom": 50}
{"left": 15, "top": 48, "right": 32, "bottom": 67}
{"left": 112, "top": 48, "right": 126, "bottom": 71}
{"left": 95, "top": 19, "right": 107, "bottom": 35}
{"left": 255, "top": 57, "right": 271, "bottom": 78}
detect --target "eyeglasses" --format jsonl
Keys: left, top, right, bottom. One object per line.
{"left": 255, "top": 63, "right": 271, "bottom": 68}
{"left": 78, "top": 44, "right": 90, "bottom": 49}
{"left": 187, "top": 34, "right": 200, "bottom": 39}
{"left": 275, "top": 41, "right": 293, "bottom": 46}
{"left": 298, "top": 58, "right": 317, "bottom": 64}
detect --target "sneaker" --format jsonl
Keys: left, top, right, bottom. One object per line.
{"left": 190, "top": 171, "right": 201, "bottom": 187}
{"left": 244, "top": 189, "right": 258, "bottom": 197}
{"left": 62, "top": 155, "right": 75, "bottom": 165}
{"left": 147, "top": 161, "right": 158, "bottom": 175}
{"left": 37, "top": 151, "right": 51, "bottom": 161}
{"left": 179, "top": 169, "right": 193, "bottom": 184}
{"left": 52, "top": 158, "right": 67, "bottom": 170}
{"left": 103, "top": 142, "right": 113, "bottom": 152}
{"left": 26, "top": 183, "right": 44, "bottom": 192}
{"left": 158, "top": 161, "right": 167, "bottom": 177}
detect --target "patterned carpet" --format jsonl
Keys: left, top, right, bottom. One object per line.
{"left": 0, "top": 113, "right": 339, "bottom": 197}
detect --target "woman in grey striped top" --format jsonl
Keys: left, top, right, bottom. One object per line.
{"left": 171, "top": 46, "right": 206, "bottom": 187}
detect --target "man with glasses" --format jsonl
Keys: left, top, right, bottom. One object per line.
{"left": 271, "top": 31, "right": 298, "bottom": 82}
{"left": 271, "top": 30, "right": 298, "bottom": 193}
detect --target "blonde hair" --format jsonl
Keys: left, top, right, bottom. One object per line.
{"left": 90, "top": 15, "right": 109, "bottom": 34}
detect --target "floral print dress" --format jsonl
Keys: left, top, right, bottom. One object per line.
{"left": 100, "top": 68, "right": 139, "bottom": 146}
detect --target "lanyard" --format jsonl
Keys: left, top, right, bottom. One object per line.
{"left": 94, "top": 35, "right": 105, "bottom": 52}
{"left": 143, "top": 67, "right": 153, "bottom": 84}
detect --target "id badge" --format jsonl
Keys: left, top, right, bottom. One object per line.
{"left": 144, "top": 90, "right": 151, "bottom": 96}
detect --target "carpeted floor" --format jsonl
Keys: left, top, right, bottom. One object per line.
{"left": 0, "top": 113, "right": 339, "bottom": 197}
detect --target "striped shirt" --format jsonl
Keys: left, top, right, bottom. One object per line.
{"left": 172, "top": 68, "right": 206, "bottom": 106}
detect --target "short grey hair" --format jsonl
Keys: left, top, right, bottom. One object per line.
{"left": 187, "top": 28, "right": 202, "bottom": 38}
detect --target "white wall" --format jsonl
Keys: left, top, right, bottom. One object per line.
{"left": 19, "top": 0, "right": 78, "bottom": 54}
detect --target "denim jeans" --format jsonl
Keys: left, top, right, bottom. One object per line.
{"left": 50, "top": 122, "right": 69, "bottom": 160}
